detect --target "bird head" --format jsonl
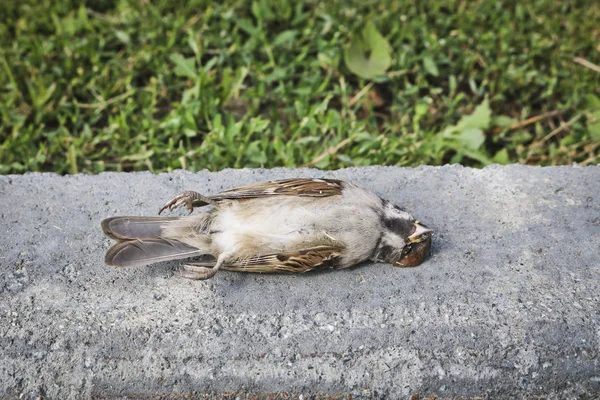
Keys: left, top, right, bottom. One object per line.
{"left": 372, "top": 201, "right": 433, "bottom": 267}
{"left": 394, "top": 221, "right": 433, "bottom": 267}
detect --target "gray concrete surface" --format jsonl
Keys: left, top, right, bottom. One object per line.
{"left": 0, "top": 165, "right": 599, "bottom": 399}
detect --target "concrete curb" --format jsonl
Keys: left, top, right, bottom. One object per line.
{"left": 1, "top": 165, "right": 599, "bottom": 399}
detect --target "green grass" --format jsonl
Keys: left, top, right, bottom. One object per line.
{"left": 1, "top": 0, "right": 599, "bottom": 174}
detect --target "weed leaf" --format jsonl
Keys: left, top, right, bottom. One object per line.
{"left": 169, "top": 53, "right": 197, "bottom": 79}
{"left": 344, "top": 22, "right": 391, "bottom": 79}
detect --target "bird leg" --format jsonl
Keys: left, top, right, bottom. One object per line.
{"left": 159, "top": 191, "right": 216, "bottom": 215}
{"left": 179, "top": 253, "right": 229, "bottom": 280}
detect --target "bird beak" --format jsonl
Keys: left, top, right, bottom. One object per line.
{"left": 408, "top": 221, "right": 433, "bottom": 243}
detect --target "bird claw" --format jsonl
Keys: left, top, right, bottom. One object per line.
{"left": 179, "top": 263, "right": 218, "bottom": 280}
{"left": 159, "top": 191, "right": 198, "bottom": 215}
{"left": 178, "top": 270, "right": 210, "bottom": 280}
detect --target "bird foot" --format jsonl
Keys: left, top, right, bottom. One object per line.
{"left": 179, "top": 262, "right": 219, "bottom": 280}
{"left": 159, "top": 191, "right": 206, "bottom": 215}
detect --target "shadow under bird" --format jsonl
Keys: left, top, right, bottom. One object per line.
{"left": 101, "top": 178, "right": 433, "bottom": 280}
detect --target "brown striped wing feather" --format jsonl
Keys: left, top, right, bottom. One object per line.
{"left": 210, "top": 178, "right": 344, "bottom": 202}
{"left": 223, "top": 245, "right": 344, "bottom": 273}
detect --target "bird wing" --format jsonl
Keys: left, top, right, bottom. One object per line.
{"left": 210, "top": 178, "right": 344, "bottom": 202}
{"left": 223, "top": 245, "right": 344, "bottom": 273}
{"left": 159, "top": 178, "right": 346, "bottom": 213}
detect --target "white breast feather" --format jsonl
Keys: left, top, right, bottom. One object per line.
{"left": 211, "top": 185, "right": 384, "bottom": 266}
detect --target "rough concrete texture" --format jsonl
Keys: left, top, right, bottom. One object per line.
{"left": 0, "top": 165, "right": 599, "bottom": 399}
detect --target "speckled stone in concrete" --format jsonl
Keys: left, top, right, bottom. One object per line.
{"left": 1, "top": 165, "right": 599, "bottom": 399}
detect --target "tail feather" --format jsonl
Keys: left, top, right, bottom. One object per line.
{"left": 101, "top": 216, "right": 181, "bottom": 240}
{"left": 102, "top": 215, "right": 214, "bottom": 267}
{"left": 105, "top": 238, "right": 204, "bottom": 268}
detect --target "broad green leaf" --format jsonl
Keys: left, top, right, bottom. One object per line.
{"left": 169, "top": 53, "right": 197, "bottom": 79}
{"left": 246, "top": 141, "right": 267, "bottom": 164}
{"left": 458, "top": 98, "right": 491, "bottom": 131}
{"left": 441, "top": 98, "right": 491, "bottom": 150}
{"left": 221, "top": 66, "right": 248, "bottom": 101}
{"left": 337, "top": 154, "right": 354, "bottom": 165}
{"left": 251, "top": 1, "right": 262, "bottom": 21}
{"left": 588, "top": 110, "right": 600, "bottom": 140}
{"left": 203, "top": 56, "right": 218, "bottom": 72}
{"left": 344, "top": 22, "right": 391, "bottom": 79}
{"left": 37, "top": 82, "right": 56, "bottom": 107}
{"left": 115, "top": 30, "right": 130, "bottom": 45}
{"left": 492, "top": 115, "right": 517, "bottom": 128}
{"left": 183, "top": 110, "right": 198, "bottom": 137}
{"left": 122, "top": 150, "right": 154, "bottom": 162}
{"left": 188, "top": 35, "right": 201, "bottom": 56}
{"left": 249, "top": 117, "right": 270, "bottom": 133}
{"left": 273, "top": 30, "right": 297, "bottom": 46}
{"left": 492, "top": 148, "right": 510, "bottom": 164}
{"left": 462, "top": 148, "right": 492, "bottom": 164}
{"left": 235, "top": 18, "right": 258, "bottom": 36}
{"left": 584, "top": 94, "right": 600, "bottom": 110}
{"left": 456, "top": 128, "right": 485, "bottom": 151}
{"left": 422, "top": 55, "right": 439, "bottom": 77}
{"left": 449, "top": 75, "right": 457, "bottom": 93}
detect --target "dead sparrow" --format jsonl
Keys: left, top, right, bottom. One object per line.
{"left": 102, "top": 178, "right": 433, "bottom": 280}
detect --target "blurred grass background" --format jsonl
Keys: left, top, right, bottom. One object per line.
{"left": 1, "top": 0, "right": 599, "bottom": 174}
